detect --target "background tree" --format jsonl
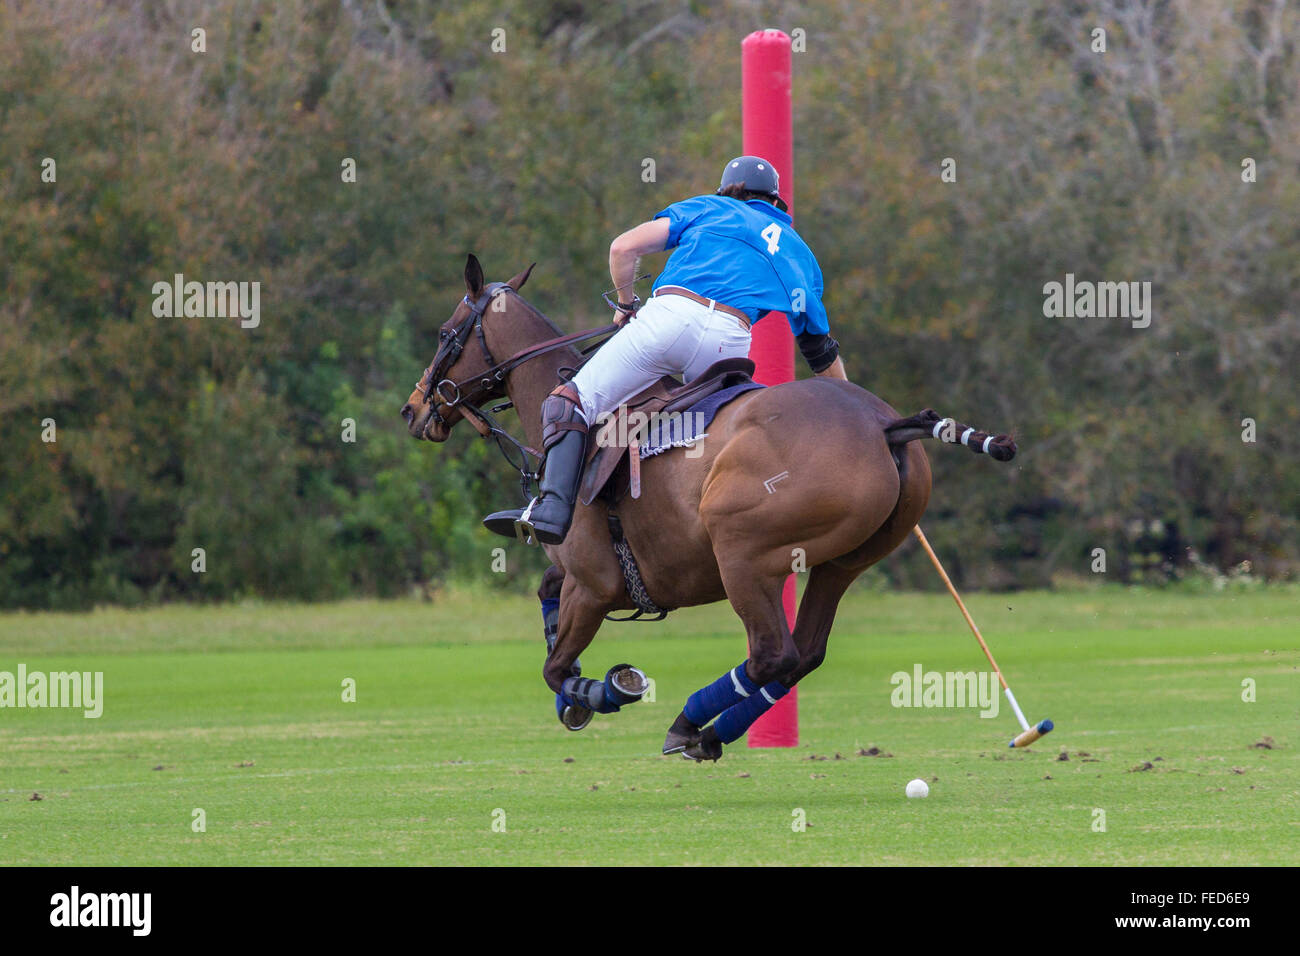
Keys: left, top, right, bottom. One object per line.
{"left": 1, "top": 0, "right": 1295, "bottom": 608}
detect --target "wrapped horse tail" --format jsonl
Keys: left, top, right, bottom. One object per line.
{"left": 883, "top": 408, "right": 1017, "bottom": 462}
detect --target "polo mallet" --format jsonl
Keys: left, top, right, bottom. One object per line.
{"left": 912, "top": 526, "right": 1054, "bottom": 748}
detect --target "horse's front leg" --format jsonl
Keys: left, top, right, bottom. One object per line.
{"left": 544, "top": 574, "right": 650, "bottom": 731}
{"left": 537, "top": 564, "right": 568, "bottom": 663}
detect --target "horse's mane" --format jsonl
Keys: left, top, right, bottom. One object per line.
{"left": 506, "top": 286, "right": 585, "bottom": 357}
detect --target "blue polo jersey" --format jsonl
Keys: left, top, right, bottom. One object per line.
{"left": 651, "top": 194, "right": 828, "bottom": 335}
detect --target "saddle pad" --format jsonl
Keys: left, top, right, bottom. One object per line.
{"left": 638, "top": 380, "right": 765, "bottom": 459}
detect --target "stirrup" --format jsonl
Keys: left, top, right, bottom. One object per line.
{"left": 514, "top": 498, "right": 539, "bottom": 545}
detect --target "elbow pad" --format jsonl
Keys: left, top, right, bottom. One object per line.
{"left": 796, "top": 332, "right": 840, "bottom": 374}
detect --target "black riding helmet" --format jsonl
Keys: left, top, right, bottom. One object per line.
{"left": 717, "top": 155, "right": 788, "bottom": 211}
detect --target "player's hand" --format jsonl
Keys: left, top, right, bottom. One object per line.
{"left": 815, "top": 356, "right": 849, "bottom": 381}
{"left": 613, "top": 303, "right": 636, "bottom": 327}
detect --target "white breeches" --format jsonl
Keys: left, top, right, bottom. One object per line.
{"left": 569, "top": 293, "right": 752, "bottom": 426}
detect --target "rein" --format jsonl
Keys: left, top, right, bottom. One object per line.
{"left": 415, "top": 283, "right": 618, "bottom": 498}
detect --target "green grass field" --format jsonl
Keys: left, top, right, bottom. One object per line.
{"left": 1, "top": 585, "right": 1296, "bottom": 865}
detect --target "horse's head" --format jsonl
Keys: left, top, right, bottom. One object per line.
{"left": 402, "top": 253, "right": 534, "bottom": 441}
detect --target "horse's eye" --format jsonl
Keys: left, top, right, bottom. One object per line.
{"left": 439, "top": 329, "right": 451, "bottom": 341}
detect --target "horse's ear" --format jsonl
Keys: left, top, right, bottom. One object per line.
{"left": 506, "top": 262, "right": 536, "bottom": 292}
{"left": 465, "top": 254, "right": 485, "bottom": 297}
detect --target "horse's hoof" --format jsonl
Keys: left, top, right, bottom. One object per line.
{"left": 662, "top": 711, "right": 699, "bottom": 755}
{"left": 681, "top": 726, "right": 722, "bottom": 762}
{"left": 560, "top": 704, "right": 593, "bottom": 731}
{"left": 607, "top": 664, "right": 649, "bottom": 701}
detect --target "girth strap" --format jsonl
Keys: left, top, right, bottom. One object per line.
{"left": 604, "top": 512, "right": 669, "bottom": 622}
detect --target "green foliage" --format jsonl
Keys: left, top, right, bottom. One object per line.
{"left": 177, "top": 369, "right": 341, "bottom": 601}
{"left": 1, "top": 0, "right": 1296, "bottom": 607}
{"left": 324, "top": 306, "right": 551, "bottom": 595}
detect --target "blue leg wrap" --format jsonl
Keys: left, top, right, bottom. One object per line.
{"left": 559, "top": 665, "right": 646, "bottom": 716}
{"left": 560, "top": 676, "right": 620, "bottom": 714}
{"left": 543, "top": 595, "right": 582, "bottom": 720}
{"left": 684, "top": 661, "right": 759, "bottom": 727}
{"left": 544, "top": 596, "right": 564, "bottom": 720}
{"left": 541, "top": 596, "right": 576, "bottom": 674}
{"left": 541, "top": 596, "right": 560, "bottom": 653}
{"left": 713, "top": 680, "right": 790, "bottom": 745}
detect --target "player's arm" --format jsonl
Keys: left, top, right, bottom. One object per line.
{"left": 795, "top": 269, "right": 845, "bottom": 379}
{"left": 797, "top": 332, "right": 846, "bottom": 379}
{"left": 790, "top": 264, "right": 842, "bottom": 382}
{"left": 816, "top": 354, "right": 847, "bottom": 380}
{"left": 609, "top": 219, "right": 671, "bottom": 324}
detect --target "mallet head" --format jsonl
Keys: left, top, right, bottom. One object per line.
{"left": 1009, "top": 718, "right": 1054, "bottom": 748}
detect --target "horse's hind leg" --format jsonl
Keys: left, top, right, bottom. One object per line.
{"left": 667, "top": 569, "right": 796, "bottom": 761}
{"left": 784, "top": 443, "right": 931, "bottom": 685}
{"left": 785, "top": 442, "right": 931, "bottom": 684}
{"left": 784, "top": 561, "right": 860, "bottom": 686}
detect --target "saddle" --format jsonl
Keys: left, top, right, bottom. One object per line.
{"left": 579, "top": 357, "right": 758, "bottom": 506}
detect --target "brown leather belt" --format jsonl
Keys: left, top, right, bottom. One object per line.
{"left": 652, "top": 285, "right": 751, "bottom": 331}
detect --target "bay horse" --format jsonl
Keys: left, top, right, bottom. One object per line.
{"left": 401, "top": 255, "right": 1015, "bottom": 761}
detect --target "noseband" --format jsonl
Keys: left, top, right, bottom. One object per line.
{"left": 416, "top": 282, "right": 511, "bottom": 427}
{"left": 414, "top": 283, "right": 618, "bottom": 498}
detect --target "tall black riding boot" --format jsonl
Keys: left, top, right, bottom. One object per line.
{"left": 483, "top": 428, "right": 586, "bottom": 545}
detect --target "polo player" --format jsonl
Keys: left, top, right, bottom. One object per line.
{"left": 484, "top": 155, "right": 847, "bottom": 545}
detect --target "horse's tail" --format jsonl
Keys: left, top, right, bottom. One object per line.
{"left": 883, "top": 408, "right": 1017, "bottom": 462}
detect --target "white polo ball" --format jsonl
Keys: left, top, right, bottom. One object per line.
{"left": 905, "top": 778, "right": 930, "bottom": 799}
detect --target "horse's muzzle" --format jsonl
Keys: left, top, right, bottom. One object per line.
{"left": 423, "top": 416, "right": 451, "bottom": 441}
{"left": 402, "top": 401, "right": 448, "bottom": 441}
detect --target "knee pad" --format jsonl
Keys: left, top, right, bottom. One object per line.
{"left": 541, "top": 383, "right": 588, "bottom": 450}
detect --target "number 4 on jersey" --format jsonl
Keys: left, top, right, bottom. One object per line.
{"left": 761, "top": 223, "right": 782, "bottom": 255}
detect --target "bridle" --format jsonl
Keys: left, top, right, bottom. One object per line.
{"left": 414, "top": 282, "right": 618, "bottom": 498}
{"left": 416, "top": 282, "right": 511, "bottom": 420}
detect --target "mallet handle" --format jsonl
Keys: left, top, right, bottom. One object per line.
{"left": 912, "top": 526, "right": 1008, "bottom": 690}
{"left": 1003, "top": 687, "right": 1032, "bottom": 733}
{"left": 913, "top": 526, "right": 1054, "bottom": 747}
